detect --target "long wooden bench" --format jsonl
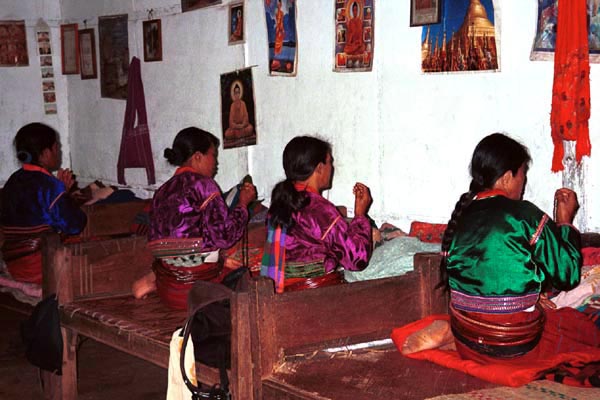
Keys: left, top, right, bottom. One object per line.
{"left": 245, "top": 252, "right": 498, "bottom": 399}
{"left": 41, "top": 231, "right": 255, "bottom": 400}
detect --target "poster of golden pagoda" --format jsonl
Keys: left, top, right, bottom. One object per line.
{"left": 421, "top": 0, "right": 498, "bottom": 73}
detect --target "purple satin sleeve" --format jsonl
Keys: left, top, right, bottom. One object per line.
{"left": 284, "top": 193, "right": 372, "bottom": 272}
{"left": 202, "top": 196, "right": 249, "bottom": 250}
{"left": 148, "top": 172, "right": 248, "bottom": 252}
{"left": 323, "top": 215, "right": 372, "bottom": 272}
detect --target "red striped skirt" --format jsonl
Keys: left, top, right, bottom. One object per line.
{"left": 152, "top": 258, "right": 222, "bottom": 310}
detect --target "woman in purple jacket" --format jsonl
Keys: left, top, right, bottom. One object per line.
{"left": 133, "top": 127, "right": 256, "bottom": 309}
{"left": 261, "top": 136, "right": 372, "bottom": 293}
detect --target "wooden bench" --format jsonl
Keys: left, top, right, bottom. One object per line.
{"left": 41, "top": 231, "right": 255, "bottom": 400}
{"left": 246, "top": 252, "right": 498, "bottom": 399}
{"left": 0, "top": 200, "right": 150, "bottom": 316}
{"left": 79, "top": 200, "right": 150, "bottom": 239}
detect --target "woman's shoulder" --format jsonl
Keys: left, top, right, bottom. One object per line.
{"left": 5, "top": 168, "right": 64, "bottom": 192}
{"left": 163, "top": 171, "right": 220, "bottom": 191}
{"left": 490, "top": 196, "right": 547, "bottom": 220}
{"left": 302, "top": 193, "right": 340, "bottom": 219}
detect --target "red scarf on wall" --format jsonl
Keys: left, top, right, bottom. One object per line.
{"left": 550, "top": 0, "right": 591, "bottom": 172}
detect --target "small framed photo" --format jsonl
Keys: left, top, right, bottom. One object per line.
{"left": 143, "top": 19, "right": 162, "bottom": 62}
{"left": 228, "top": 3, "right": 244, "bottom": 45}
{"left": 78, "top": 28, "right": 97, "bottom": 79}
{"left": 44, "top": 103, "right": 57, "bottom": 115}
{"left": 60, "top": 23, "right": 79, "bottom": 74}
{"left": 41, "top": 67, "right": 54, "bottom": 78}
{"left": 410, "top": 0, "right": 441, "bottom": 27}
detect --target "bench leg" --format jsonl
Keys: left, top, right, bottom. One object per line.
{"left": 61, "top": 328, "right": 78, "bottom": 400}
{"left": 40, "top": 369, "right": 61, "bottom": 400}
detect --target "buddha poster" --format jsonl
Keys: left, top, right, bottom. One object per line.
{"left": 420, "top": 0, "right": 499, "bottom": 73}
{"left": 264, "top": 0, "right": 298, "bottom": 76}
{"left": 334, "top": 0, "right": 374, "bottom": 72}
{"left": 531, "top": 0, "right": 600, "bottom": 63}
{"left": 220, "top": 68, "right": 257, "bottom": 149}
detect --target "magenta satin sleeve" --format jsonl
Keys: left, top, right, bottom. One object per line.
{"left": 323, "top": 214, "right": 372, "bottom": 272}
{"left": 197, "top": 179, "right": 249, "bottom": 250}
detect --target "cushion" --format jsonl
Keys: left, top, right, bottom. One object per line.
{"left": 408, "top": 221, "right": 447, "bottom": 243}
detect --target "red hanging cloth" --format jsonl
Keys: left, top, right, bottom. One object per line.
{"left": 550, "top": 0, "right": 591, "bottom": 172}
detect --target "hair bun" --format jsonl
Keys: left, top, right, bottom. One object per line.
{"left": 17, "top": 151, "right": 33, "bottom": 163}
{"left": 164, "top": 148, "right": 178, "bottom": 164}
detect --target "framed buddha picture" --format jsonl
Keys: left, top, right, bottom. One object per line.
{"left": 220, "top": 68, "right": 257, "bottom": 149}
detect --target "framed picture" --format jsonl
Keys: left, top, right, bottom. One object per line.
{"left": 420, "top": 0, "right": 497, "bottom": 73}
{"left": 143, "top": 19, "right": 162, "bottom": 62}
{"left": 531, "top": 0, "right": 600, "bottom": 63}
{"left": 410, "top": 0, "right": 441, "bottom": 27}
{"left": 229, "top": 3, "right": 244, "bottom": 45}
{"left": 264, "top": 0, "right": 298, "bottom": 76}
{"left": 99, "top": 15, "right": 129, "bottom": 99}
{"left": 61, "top": 23, "right": 79, "bottom": 74}
{"left": 333, "top": 0, "right": 375, "bottom": 73}
{"left": 0, "top": 20, "right": 29, "bottom": 67}
{"left": 220, "top": 68, "right": 257, "bottom": 149}
{"left": 181, "top": 0, "right": 221, "bottom": 13}
{"left": 78, "top": 28, "right": 97, "bottom": 79}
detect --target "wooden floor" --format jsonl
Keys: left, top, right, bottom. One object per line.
{"left": 0, "top": 305, "right": 168, "bottom": 400}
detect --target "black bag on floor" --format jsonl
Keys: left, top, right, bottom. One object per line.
{"left": 180, "top": 267, "right": 249, "bottom": 400}
{"left": 20, "top": 293, "right": 63, "bottom": 375}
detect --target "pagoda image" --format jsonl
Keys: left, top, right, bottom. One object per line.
{"left": 421, "top": 0, "right": 498, "bottom": 73}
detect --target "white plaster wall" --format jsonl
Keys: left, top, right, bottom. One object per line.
{"left": 7, "top": 0, "right": 600, "bottom": 232}
{"left": 245, "top": 0, "right": 600, "bottom": 231}
{"left": 0, "top": 0, "right": 71, "bottom": 184}
{"left": 61, "top": 0, "right": 248, "bottom": 195}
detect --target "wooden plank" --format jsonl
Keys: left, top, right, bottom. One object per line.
{"left": 67, "top": 236, "right": 151, "bottom": 299}
{"left": 42, "top": 233, "right": 74, "bottom": 303}
{"left": 61, "top": 327, "right": 78, "bottom": 400}
{"left": 230, "top": 291, "right": 254, "bottom": 399}
{"left": 263, "top": 378, "right": 327, "bottom": 400}
{"left": 415, "top": 251, "right": 448, "bottom": 316}
{"left": 81, "top": 200, "right": 149, "bottom": 239}
{"left": 252, "top": 278, "right": 279, "bottom": 386}
{"left": 267, "top": 273, "right": 423, "bottom": 352}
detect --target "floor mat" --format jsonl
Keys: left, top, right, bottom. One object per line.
{"left": 425, "top": 380, "right": 600, "bottom": 400}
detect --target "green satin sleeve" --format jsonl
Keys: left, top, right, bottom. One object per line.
{"left": 532, "top": 220, "right": 581, "bottom": 291}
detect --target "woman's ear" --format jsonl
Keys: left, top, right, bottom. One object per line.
{"left": 494, "top": 170, "right": 513, "bottom": 191}
{"left": 314, "top": 161, "right": 325, "bottom": 176}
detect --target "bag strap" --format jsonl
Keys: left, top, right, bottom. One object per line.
{"left": 180, "top": 317, "right": 230, "bottom": 400}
